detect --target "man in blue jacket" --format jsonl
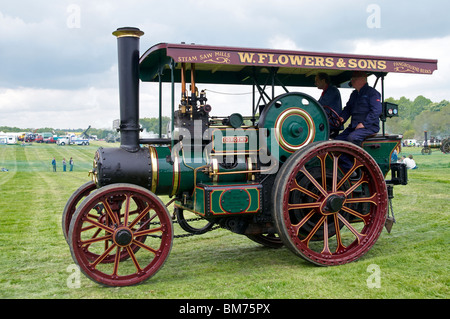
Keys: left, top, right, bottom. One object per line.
{"left": 315, "top": 72, "right": 342, "bottom": 138}
{"left": 335, "top": 71, "right": 382, "bottom": 145}
{"left": 335, "top": 71, "right": 382, "bottom": 174}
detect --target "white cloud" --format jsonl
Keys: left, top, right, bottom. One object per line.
{"left": 0, "top": 87, "right": 119, "bottom": 129}
{"left": 350, "top": 36, "right": 448, "bottom": 102}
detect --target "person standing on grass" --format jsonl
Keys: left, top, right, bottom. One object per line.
{"left": 52, "top": 157, "right": 56, "bottom": 172}
{"left": 69, "top": 157, "right": 74, "bottom": 171}
{"left": 62, "top": 158, "right": 67, "bottom": 172}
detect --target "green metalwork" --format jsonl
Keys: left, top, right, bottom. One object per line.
{"left": 362, "top": 136, "right": 401, "bottom": 176}
{"left": 258, "top": 92, "right": 329, "bottom": 163}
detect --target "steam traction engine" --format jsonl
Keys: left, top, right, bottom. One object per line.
{"left": 62, "top": 28, "right": 438, "bottom": 286}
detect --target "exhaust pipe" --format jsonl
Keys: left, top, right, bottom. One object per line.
{"left": 112, "top": 27, "right": 144, "bottom": 152}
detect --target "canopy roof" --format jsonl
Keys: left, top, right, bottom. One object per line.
{"left": 139, "top": 43, "right": 438, "bottom": 87}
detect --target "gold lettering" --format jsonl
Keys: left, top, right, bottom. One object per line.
{"left": 289, "top": 55, "right": 304, "bottom": 65}
{"left": 238, "top": 52, "right": 255, "bottom": 63}
{"left": 315, "top": 57, "right": 325, "bottom": 67}
{"left": 200, "top": 53, "right": 213, "bottom": 60}
{"left": 278, "top": 55, "right": 289, "bottom": 65}
{"left": 258, "top": 53, "right": 268, "bottom": 63}
{"left": 348, "top": 59, "right": 357, "bottom": 68}
{"left": 325, "top": 57, "right": 334, "bottom": 67}
{"left": 268, "top": 54, "right": 278, "bottom": 64}
{"left": 367, "top": 60, "right": 377, "bottom": 69}
{"left": 304, "top": 56, "right": 314, "bottom": 66}
{"left": 377, "top": 60, "right": 386, "bottom": 70}
{"left": 358, "top": 59, "right": 368, "bottom": 69}
{"left": 178, "top": 56, "right": 197, "bottom": 62}
{"left": 336, "top": 58, "right": 346, "bottom": 68}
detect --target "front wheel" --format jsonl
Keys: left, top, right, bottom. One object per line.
{"left": 68, "top": 183, "right": 173, "bottom": 286}
{"left": 272, "top": 141, "right": 388, "bottom": 266}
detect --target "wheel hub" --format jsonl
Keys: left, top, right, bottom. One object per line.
{"left": 114, "top": 227, "right": 133, "bottom": 247}
{"left": 326, "top": 194, "right": 345, "bottom": 212}
{"left": 320, "top": 192, "right": 346, "bottom": 215}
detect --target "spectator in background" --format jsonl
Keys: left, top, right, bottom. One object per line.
{"left": 69, "top": 157, "right": 74, "bottom": 171}
{"left": 404, "top": 154, "right": 417, "bottom": 169}
{"left": 62, "top": 158, "right": 67, "bottom": 172}
{"left": 52, "top": 158, "right": 56, "bottom": 172}
{"left": 391, "top": 148, "right": 398, "bottom": 162}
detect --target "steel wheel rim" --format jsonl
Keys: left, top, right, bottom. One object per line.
{"left": 274, "top": 141, "right": 388, "bottom": 266}
{"left": 62, "top": 181, "right": 97, "bottom": 243}
{"left": 69, "top": 184, "right": 173, "bottom": 286}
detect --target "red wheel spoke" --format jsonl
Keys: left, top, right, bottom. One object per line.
{"left": 90, "top": 243, "right": 117, "bottom": 269}
{"left": 341, "top": 206, "right": 371, "bottom": 225}
{"left": 134, "top": 226, "right": 163, "bottom": 237}
{"left": 128, "top": 205, "right": 152, "bottom": 229}
{"left": 123, "top": 194, "right": 131, "bottom": 226}
{"left": 345, "top": 193, "right": 378, "bottom": 206}
{"left": 134, "top": 212, "right": 157, "bottom": 232}
{"left": 299, "top": 166, "right": 328, "bottom": 197}
{"left": 336, "top": 158, "right": 364, "bottom": 190}
{"left": 316, "top": 152, "right": 328, "bottom": 191}
{"left": 344, "top": 173, "right": 369, "bottom": 195}
{"left": 321, "top": 216, "right": 332, "bottom": 255}
{"left": 102, "top": 200, "right": 120, "bottom": 226}
{"left": 333, "top": 214, "right": 346, "bottom": 253}
{"left": 112, "top": 246, "right": 121, "bottom": 276}
{"left": 126, "top": 246, "right": 143, "bottom": 272}
{"left": 337, "top": 213, "right": 366, "bottom": 243}
{"left": 81, "top": 234, "right": 112, "bottom": 247}
{"left": 301, "top": 215, "right": 326, "bottom": 247}
{"left": 291, "top": 209, "right": 316, "bottom": 236}
{"left": 84, "top": 217, "right": 114, "bottom": 234}
{"left": 331, "top": 152, "right": 341, "bottom": 192}
{"left": 290, "top": 179, "right": 319, "bottom": 200}
{"left": 132, "top": 239, "right": 158, "bottom": 255}
{"left": 288, "top": 202, "right": 321, "bottom": 210}
{"left": 81, "top": 224, "right": 97, "bottom": 232}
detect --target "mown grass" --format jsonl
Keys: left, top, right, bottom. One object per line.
{"left": 0, "top": 142, "right": 448, "bottom": 299}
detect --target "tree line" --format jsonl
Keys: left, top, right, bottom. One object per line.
{"left": 384, "top": 96, "right": 449, "bottom": 140}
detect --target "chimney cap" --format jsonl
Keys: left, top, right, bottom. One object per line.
{"left": 113, "top": 27, "right": 144, "bottom": 38}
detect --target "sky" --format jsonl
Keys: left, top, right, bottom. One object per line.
{"left": 0, "top": 0, "right": 449, "bottom": 130}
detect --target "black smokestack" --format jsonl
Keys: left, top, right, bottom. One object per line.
{"left": 112, "top": 27, "right": 144, "bottom": 152}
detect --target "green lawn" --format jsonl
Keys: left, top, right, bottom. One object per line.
{"left": 0, "top": 142, "right": 448, "bottom": 299}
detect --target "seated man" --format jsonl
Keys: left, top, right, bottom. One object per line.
{"left": 335, "top": 71, "right": 382, "bottom": 145}
{"left": 403, "top": 155, "right": 417, "bottom": 169}
{"left": 335, "top": 71, "right": 382, "bottom": 174}
{"left": 315, "top": 72, "right": 342, "bottom": 138}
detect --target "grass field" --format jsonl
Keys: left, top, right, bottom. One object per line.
{"left": 0, "top": 141, "right": 448, "bottom": 299}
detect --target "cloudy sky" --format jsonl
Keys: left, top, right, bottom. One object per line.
{"left": 0, "top": 0, "right": 448, "bottom": 130}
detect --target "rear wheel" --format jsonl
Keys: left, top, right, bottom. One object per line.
{"left": 272, "top": 141, "right": 388, "bottom": 266}
{"left": 246, "top": 233, "right": 283, "bottom": 248}
{"left": 62, "top": 181, "right": 97, "bottom": 242}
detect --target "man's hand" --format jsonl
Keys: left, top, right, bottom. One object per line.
{"left": 355, "top": 123, "right": 365, "bottom": 129}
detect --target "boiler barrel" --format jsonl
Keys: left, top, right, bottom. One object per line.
{"left": 93, "top": 146, "right": 252, "bottom": 196}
